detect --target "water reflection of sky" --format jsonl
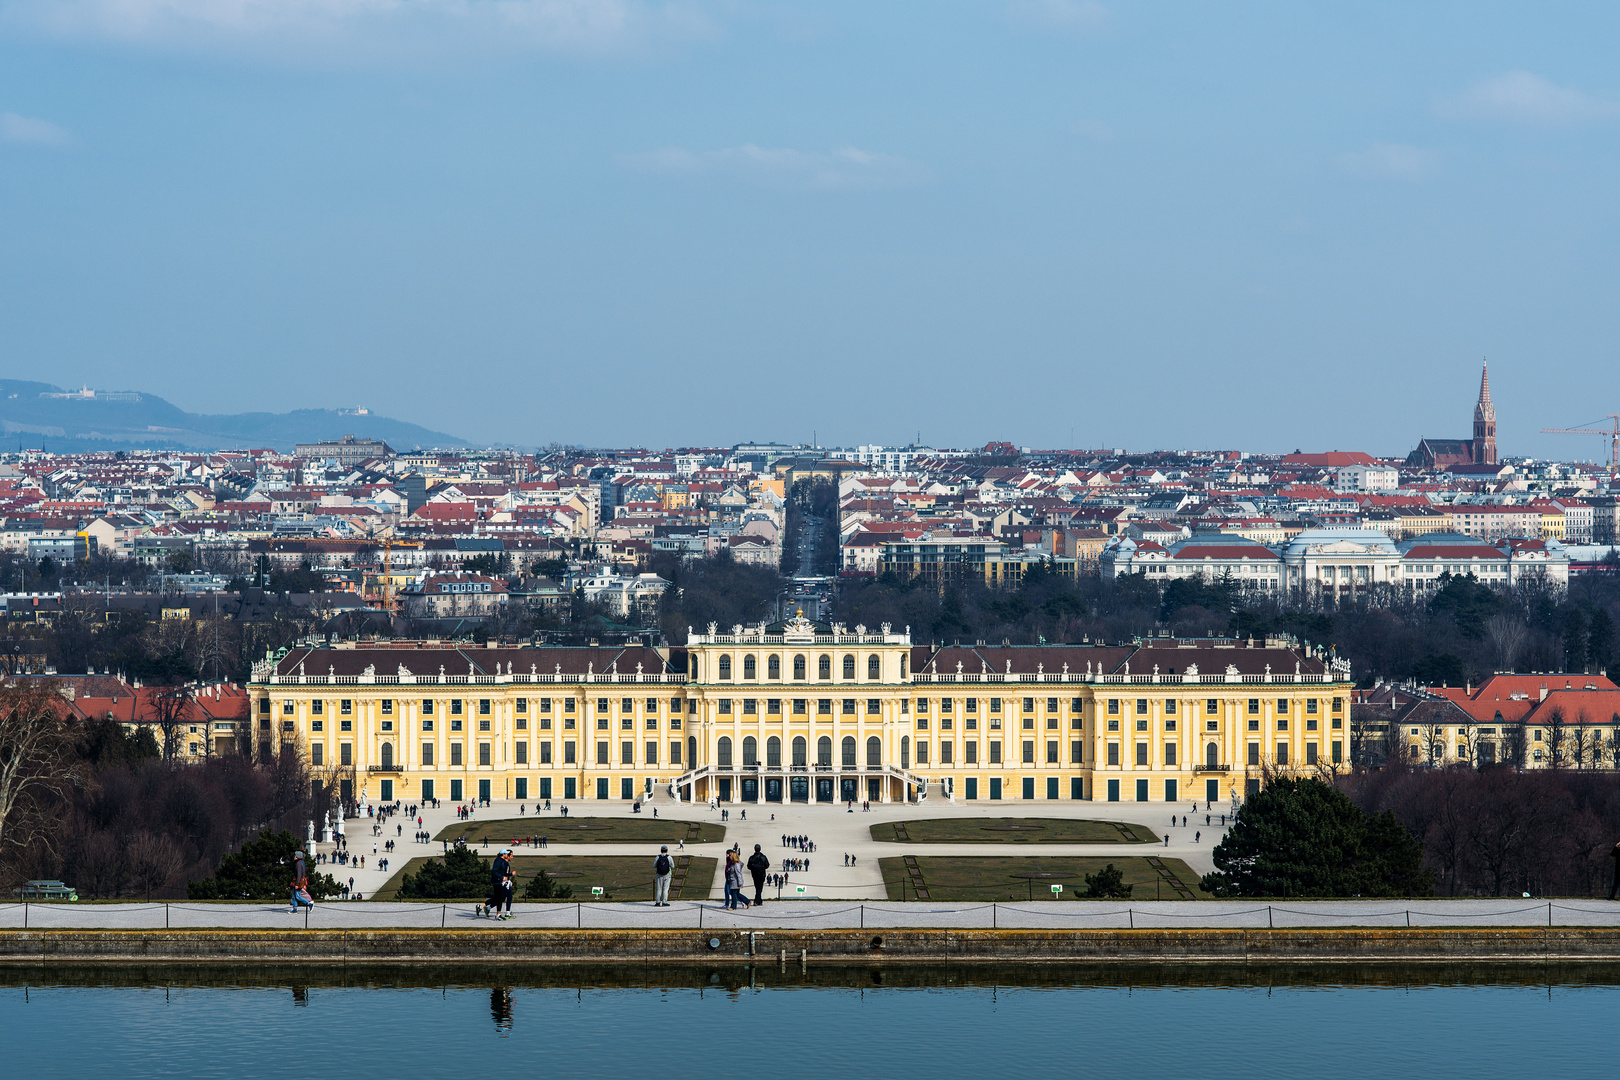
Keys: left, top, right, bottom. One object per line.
{"left": 3, "top": 978, "right": 1608, "bottom": 1078}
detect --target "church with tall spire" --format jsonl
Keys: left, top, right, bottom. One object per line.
{"left": 1473, "top": 361, "right": 1497, "bottom": 465}
{"left": 1408, "top": 360, "right": 1501, "bottom": 471}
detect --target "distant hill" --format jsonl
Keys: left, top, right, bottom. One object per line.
{"left": 0, "top": 381, "right": 470, "bottom": 453}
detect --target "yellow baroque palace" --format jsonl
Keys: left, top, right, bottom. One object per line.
{"left": 249, "top": 614, "right": 1352, "bottom": 808}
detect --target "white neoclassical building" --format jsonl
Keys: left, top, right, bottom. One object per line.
{"left": 1278, "top": 529, "right": 1404, "bottom": 595}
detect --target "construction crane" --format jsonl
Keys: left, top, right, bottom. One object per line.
{"left": 1541, "top": 415, "right": 1620, "bottom": 478}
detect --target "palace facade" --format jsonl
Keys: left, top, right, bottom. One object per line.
{"left": 249, "top": 615, "right": 1353, "bottom": 809}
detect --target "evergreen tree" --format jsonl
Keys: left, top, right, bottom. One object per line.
{"left": 521, "top": 866, "right": 574, "bottom": 900}
{"left": 1587, "top": 609, "right": 1614, "bottom": 678}
{"left": 1082, "top": 863, "right": 1132, "bottom": 898}
{"left": 1564, "top": 608, "right": 1589, "bottom": 673}
{"left": 1200, "top": 777, "right": 1431, "bottom": 898}
{"left": 188, "top": 830, "right": 341, "bottom": 900}
{"left": 396, "top": 846, "right": 492, "bottom": 899}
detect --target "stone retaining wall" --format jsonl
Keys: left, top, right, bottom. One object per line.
{"left": 2, "top": 928, "right": 1619, "bottom": 964}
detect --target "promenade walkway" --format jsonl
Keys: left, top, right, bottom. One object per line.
{"left": 5, "top": 897, "right": 1620, "bottom": 931}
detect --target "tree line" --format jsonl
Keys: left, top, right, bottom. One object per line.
{"left": 0, "top": 680, "right": 325, "bottom": 898}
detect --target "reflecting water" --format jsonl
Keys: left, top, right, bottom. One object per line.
{"left": 2, "top": 964, "right": 1612, "bottom": 1078}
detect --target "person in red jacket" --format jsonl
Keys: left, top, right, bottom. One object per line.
{"left": 289, "top": 850, "right": 315, "bottom": 913}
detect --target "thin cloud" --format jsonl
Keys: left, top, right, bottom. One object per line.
{"left": 1337, "top": 143, "right": 1439, "bottom": 181}
{"left": 0, "top": 111, "right": 72, "bottom": 146}
{"left": 1007, "top": 0, "right": 1107, "bottom": 31}
{"left": 623, "top": 144, "right": 931, "bottom": 191}
{"left": 0, "top": 0, "right": 717, "bottom": 62}
{"left": 1440, "top": 71, "right": 1620, "bottom": 126}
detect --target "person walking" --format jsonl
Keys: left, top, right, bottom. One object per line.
{"left": 289, "top": 849, "right": 315, "bottom": 913}
{"left": 747, "top": 844, "right": 770, "bottom": 905}
{"left": 653, "top": 846, "right": 674, "bottom": 907}
{"left": 724, "top": 852, "right": 749, "bottom": 909}
{"left": 490, "top": 848, "right": 513, "bottom": 919}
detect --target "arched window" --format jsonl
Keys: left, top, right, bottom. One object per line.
{"left": 818, "top": 655, "right": 831, "bottom": 680}
{"left": 793, "top": 655, "right": 806, "bottom": 680}
{"left": 1206, "top": 742, "right": 1219, "bottom": 769}
{"left": 792, "top": 736, "right": 807, "bottom": 767}
{"left": 743, "top": 655, "right": 757, "bottom": 680}
{"left": 867, "top": 735, "right": 882, "bottom": 768}
{"left": 768, "top": 655, "right": 781, "bottom": 680}
{"left": 868, "top": 654, "right": 881, "bottom": 680}
{"left": 718, "top": 655, "right": 732, "bottom": 680}
{"left": 717, "top": 736, "right": 733, "bottom": 768}
{"left": 842, "top": 655, "right": 856, "bottom": 679}
{"left": 691, "top": 657, "right": 700, "bottom": 681}
{"left": 842, "top": 736, "right": 857, "bottom": 768}
{"left": 901, "top": 735, "right": 910, "bottom": 769}
{"left": 817, "top": 736, "right": 833, "bottom": 767}
{"left": 900, "top": 654, "right": 908, "bottom": 678}
{"left": 688, "top": 735, "right": 698, "bottom": 768}
{"left": 767, "top": 736, "right": 781, "bottom": 768}
{"left": 380, "top": 742, "right": 394, "bottom": 768}
{"left": 743, "top": 736, "right": 758, "bottom": 767}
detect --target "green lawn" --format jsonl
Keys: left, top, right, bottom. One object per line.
{"left": 877, "top": 855, "right": 1210, "bottom": 902}
{"left": 373, "top": 854, "right": 718, "bottom": 902}
{"left": 874, "top": 817, "right": 1158, "bottom": 844}
{"left": 432, "top": 816, "right": 723, "bottom": 846}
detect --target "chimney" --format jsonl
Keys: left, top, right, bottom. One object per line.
{"left": 1540, "top": 684, "right": 1548, "bottom": 702}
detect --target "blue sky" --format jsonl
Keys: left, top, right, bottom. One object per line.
{"left": 1, "top": 1, "right": 1617, "bottom": 457}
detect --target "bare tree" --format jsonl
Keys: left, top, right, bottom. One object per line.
{"left": 126, "top": 831, "right": 183, "bottom": 901}
{"left": 1545, "top": 706, "right": 1568, "bottom": 770}
{"left": 1486, "top": 614, "right": 1529, "bottom": 672}
{"left": 1571, "top": 725, "right": 1591, "bottom": 770}
{"left": 0, "top": 680, "right": 84, "bottom": 862}
{"left": 1422, "top": 718, "right": 1447, "bottom": 767}
{"left": 1502, "top": 724, "right": 1528, "bottom": 770}
{"left": 146, "top": 685, "right": 196, "bottom": 765}
{"left": 1457, "top": 713, "right": 1479, "bottom": 769}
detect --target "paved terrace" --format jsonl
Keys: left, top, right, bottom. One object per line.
{"left": 296, "top": 792, "right": 1232, "bottom": 902}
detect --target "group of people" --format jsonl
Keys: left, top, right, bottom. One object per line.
{"left": 781, "top": 834, "right": 816, "bottom": 851}
{"left": 721, "top": 845, "right": 773, "bottom": 909}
